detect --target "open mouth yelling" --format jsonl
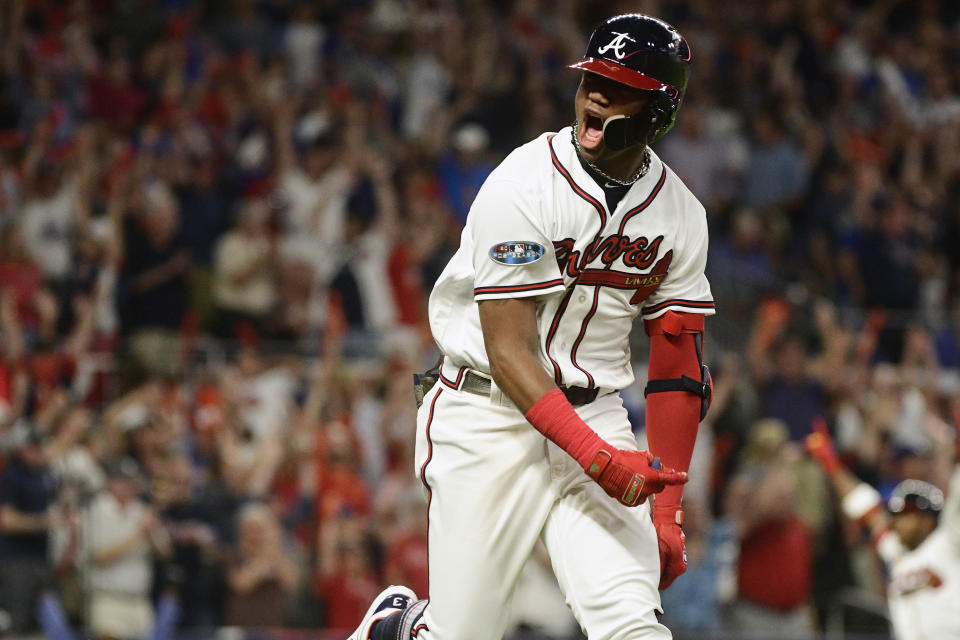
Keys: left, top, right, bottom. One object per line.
{"left": 579, "top": 113, "right": 604, "bottom": 150}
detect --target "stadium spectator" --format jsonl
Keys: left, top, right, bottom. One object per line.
{"left": 118, "top": 181, "right": 190, "bottom": 376}
{"left": 399, "top": 28, "right": 452, "bottom": 141}
{"left": 273, "top": 98, "right": 354, "bottom": 290}
{"left": 87, "top": 56, "right": 145, "bottom": 132}
{"left": 313, "top": 509, "right": 379, "bottom": 632}
{"left": 656, "top": 100, "right": 743, "bottom": 211}
{"left": 382, "top": 491, "right": 429, "bottom": 600}
{"left": 752, "top": 331, "right": 828, "bottom": 443}
{"left": 17, "top": 159, "right": 78, "bottom": 290}
{"left": 437, "top": 123, "right": 494, "bottom": 225}
{"left": 0, "top": 1, "right": 957, "bottom": 638}
{"left": 0, "top": 223, "right": 45, "bottom": 339}
{"left": 0, "top": 427, "right": 57, "bottom": 634}
{"left": 723, "top": 419, "right": 817, "bottom": 638}
{"left": 223, "top": 502, "right": 297, "bottom": 628}
{"left": 154, "top": 454, "right": 222, "bottom": 629}
{"left": 857, "top": 194, "right": 923, "bottom": 314}
{"left": 707, "top": 209, "right": 779, "bottom": 327}
{"left": 212, "top": 198, "right": 277, "bottom": 340}
{"left": 743, "top": 109, "right": 810, "bottom": 212}
{"left": 84, "top": 458, "right": 174, "bottom": 640}
{"left": 327, "top": 156, "right": 402, "bottom": 338}
{"left": 173, "top": 151, "right": 233, "bottom": 331}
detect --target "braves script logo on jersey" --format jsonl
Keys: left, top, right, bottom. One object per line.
{"left": 554, "top": 234, "right": 672, "bottom": 304}
{"left": 597, "top": 32, "right": 635, "bottom": 60}
{"left": 489, "top": 241, "right": 546, "bottom": 265}
{"left": 554, "top": 234, "right": 664, "bottom": 275}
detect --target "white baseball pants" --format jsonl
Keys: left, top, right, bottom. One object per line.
{"left": 413, "top": 372, "right": 670, "bottom": 640}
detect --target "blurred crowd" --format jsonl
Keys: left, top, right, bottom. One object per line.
{"left": 0, "top": 0, "right": 959, "bottom": 638}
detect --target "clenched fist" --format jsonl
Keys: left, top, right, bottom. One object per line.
{"left": 653, "top": 506, "right": 686, "bottom": 589}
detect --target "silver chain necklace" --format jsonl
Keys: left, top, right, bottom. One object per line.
{"left": 571, "top": 121, "right": 650, "bottom": 186}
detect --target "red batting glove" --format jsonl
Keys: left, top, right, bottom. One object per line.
{"left": 585, "top": 449, "right": 688, "bottom": 507}
{"left": 804, "top": 417, "right": 842, "bottom": 475}
{"left": 653, "top": 505, "right": 686, "bottom": 589}
{"left": 525, "top": 390, "right": 687, "bottom": 507}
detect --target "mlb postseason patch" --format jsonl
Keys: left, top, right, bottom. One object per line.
{"left": 489, "top": 241, "right": 546, "bottom": 265}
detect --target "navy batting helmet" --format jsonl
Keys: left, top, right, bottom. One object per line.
{"left": 888, "top": 479, "right": 945, "bottom": 517}
{"left": 569, "top": 14, "right": 691, "bottom": 148}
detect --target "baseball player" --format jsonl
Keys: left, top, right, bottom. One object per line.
{"left": 806, "top": 420, "right": 960, "bottom": 640}
{"left": 350, "top": 14, "right": 714, "bottom": 640}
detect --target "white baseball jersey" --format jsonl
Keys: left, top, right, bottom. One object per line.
{"left": 428, "top": 127, "right": 714, "bottom": 391}
{"left": 883, "top": 467, "right": 960, "bottom": 640}
{"left": 413, "top": 128, "right": 713, "bottom": 640}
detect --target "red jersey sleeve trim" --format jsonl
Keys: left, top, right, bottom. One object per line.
{"left": 642, "top": 298, "right": 715, "bottom": 316}
{"left": 473, "top": 279, "right": 565, "bottom": 297}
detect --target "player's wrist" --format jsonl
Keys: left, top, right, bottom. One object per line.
{"left": 841, "top": 482, "right": 882, "bottom": 523}
{"left": 525, "top": 388, "right": 607, "bottom": 470}
{"left": 653, "top": 482, "right": 684, "bottom": 510}
{"left": 585, "top": 448, "right": 623, "bottom": 480}
{"left": 653, "top": 503, "right": 683, "bottom": 525}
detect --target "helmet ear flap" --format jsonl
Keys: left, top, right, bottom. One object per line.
{"left": 644, "top": 92, "right": 679, "bottom": 144}
{"left": 599, "top": 92, "right": 680, "bottom": 151}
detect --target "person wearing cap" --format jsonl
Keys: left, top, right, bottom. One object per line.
{"left": 350, "top": 13, "right": 713, "bottom": 640}
{"left": 806, "top": 420, "right": 960, "bottom": 640}
{"left": 83, "top": 458, "right": 173, "bottom": 640}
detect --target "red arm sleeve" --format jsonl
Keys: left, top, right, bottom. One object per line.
{"left": 644, "top": 311, "right": 705, "bottom": 509}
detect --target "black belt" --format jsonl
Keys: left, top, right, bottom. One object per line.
{"left": 458, "top": 369, "right": 600, "bottom": 407}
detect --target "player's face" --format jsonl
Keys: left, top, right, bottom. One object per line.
{"left": 575, "top": 72, "right": 652, "bottom": 162}
{"left": 891, "top": 511, "right": 937, "bottom": 550}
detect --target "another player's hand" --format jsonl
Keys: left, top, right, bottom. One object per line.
{"left": 585, "top": 449, "right": 687, "bottom": 507}
{"left": 804, "top": 417, "right": 841, "bottom": 474}
{"left": 653, "top": 506, "right": 686, "bottom": 589}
